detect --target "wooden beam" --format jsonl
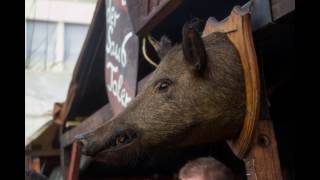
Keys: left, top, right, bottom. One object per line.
{"left": 127, "top": 0, "right": 182, "bottom": 36}
{"left": 271, "top": 0, "right": 295, "bottom": 21}
{"left": 25, "top": 149, "right": 60, "bottom": 157}
{"left": 242, "top": 0, "right": 273, "bottom": 31}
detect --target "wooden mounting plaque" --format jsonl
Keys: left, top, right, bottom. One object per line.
{"left": 202, "top": 6, "right": 261, "bottom": 159}
{"left": 203, "top": 6, "right": 283, "bottom": 180}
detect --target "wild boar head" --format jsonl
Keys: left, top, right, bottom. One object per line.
{"left": 78, "top": 23, "right": 245, "bottom": 168}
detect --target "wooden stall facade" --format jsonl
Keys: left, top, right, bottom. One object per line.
{"left": 52, "top": 0, "right": 295, "bottom": 179}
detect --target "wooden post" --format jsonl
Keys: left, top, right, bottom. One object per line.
{"left": 67, "top": 142, "right": 82, "bottom": 180}
{"left": 244, "top": 119, "right": 282, "bottom": 180}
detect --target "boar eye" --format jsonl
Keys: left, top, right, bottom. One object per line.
{"left": 156, "top": 79, "right": 172, "bottom": 93}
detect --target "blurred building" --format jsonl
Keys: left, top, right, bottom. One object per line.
{"left": 25, "top": 0, "right": 97, "bottom": 146}
{"left": 25, "top": 0, "right": 97, "bottom": 71}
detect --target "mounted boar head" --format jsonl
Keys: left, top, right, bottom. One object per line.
{"left": 78, "top": 23, "right": 246, "bottom": 168}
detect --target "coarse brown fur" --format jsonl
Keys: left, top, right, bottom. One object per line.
{"left": 78, "top": 24, "right": 246, "bottom": 169}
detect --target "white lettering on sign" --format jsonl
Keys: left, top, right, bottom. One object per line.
{"left": 106, "top": 0, "right": 120, "bottom": 29}
{"left": 105, "top": 0, "right": 134, "bottom": 108}
{"left": 106, "top": 61, "right": 132, "bottom": 107}
{"left": 106, "top": 0, "right": 133, "bottom": 68}
{"left": 106, "top": 30, "right": 133, "bottom": 68}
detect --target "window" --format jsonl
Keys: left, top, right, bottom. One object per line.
{"left": 26, "top": 20, "right": 57, "bottom": 70}
{"left": 64, "top": 23, "right": 89, "bottom": 69}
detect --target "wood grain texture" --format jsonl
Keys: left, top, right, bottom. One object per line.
{"left": 244, "top": 120, "right": 282, "bottom": 180}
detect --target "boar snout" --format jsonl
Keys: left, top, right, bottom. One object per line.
{"left": 77, "top": 128, "right": 139, "bottom": 156}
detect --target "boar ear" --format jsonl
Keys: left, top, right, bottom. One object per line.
{"left": 182, "top": 23, "right": 207, "bottom": 75}
{"left": 158, "top": 36, "right": 172, "bottom": 58}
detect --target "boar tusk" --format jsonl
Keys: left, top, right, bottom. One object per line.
{"left": 142, "top": 37, "right": 159, "bottom": 68}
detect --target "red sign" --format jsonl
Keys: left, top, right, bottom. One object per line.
{"left": 105, "top": 0, "right": 139, "bottom": 115}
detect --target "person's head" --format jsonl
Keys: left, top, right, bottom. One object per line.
{"left": 179, "top": 157, "right": 234, "bottom": 180}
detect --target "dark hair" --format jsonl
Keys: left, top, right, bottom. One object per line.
{"left": 179, "top": 157, "right": 234, "bottom": 180}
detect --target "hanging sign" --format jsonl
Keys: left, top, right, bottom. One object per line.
{"left": 105, "top": 0, "right": 139, "bottom": 115}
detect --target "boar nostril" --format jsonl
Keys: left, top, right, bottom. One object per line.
{"left": 75, "top": 132, "right": 94, "bottom": 147}
{"left": 78, "top": 138, "right": 88, "bottom": 147}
